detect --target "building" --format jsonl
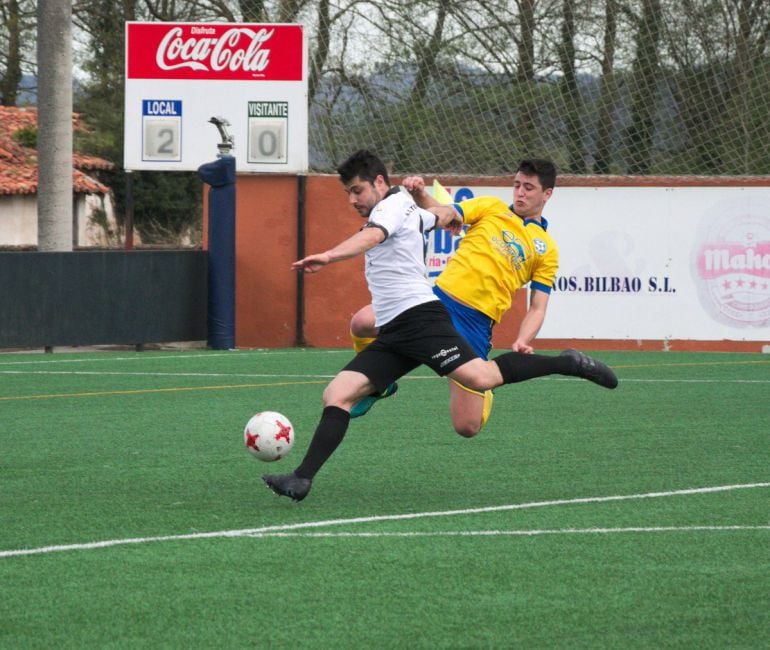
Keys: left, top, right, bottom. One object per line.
{"left": 0, "top": 105, "right": 118, "bottom": 248}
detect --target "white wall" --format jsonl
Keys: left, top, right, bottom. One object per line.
{"left": 0, "top": 195, "right": 38, "bottom": 246}
{"left": 0, "top": 192, "right": 118, "bottom": 247}
{"left": 425, "top": 184, "right": 770, "bottom": 343}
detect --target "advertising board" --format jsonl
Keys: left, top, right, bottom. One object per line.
{"left": 124, "top": 22, "right": 308, "bottom": 172}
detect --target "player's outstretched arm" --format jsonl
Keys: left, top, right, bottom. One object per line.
{"left": 291, "top": 226, "right": 385, "bottom": 273}
{"left": 429, "top": 205, "right": 463, "bottom": 235}
{"left": 511, "top": 290, "right": 550, "bottom": 353}
{"left": 403, "top": 176, "right": 440, "bottom": 209}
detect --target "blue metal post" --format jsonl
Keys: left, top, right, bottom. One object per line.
{"left": 197, "top": 155, "right": 235, "bottom": 349}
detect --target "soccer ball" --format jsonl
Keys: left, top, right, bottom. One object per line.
{"left": 244, "top": 411, "right": 295, "bottom": 462}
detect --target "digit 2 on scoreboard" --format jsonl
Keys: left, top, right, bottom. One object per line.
{"left": 141, "top": 99, "right": 182, "bottom": 162}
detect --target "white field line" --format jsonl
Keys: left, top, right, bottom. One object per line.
{"left": 596, "top": 377, "right": 770, "bottom": 384}
{"left": 0, "top": 370, "right": 338, "bottom": 379}
{"left": 0, "top": 349, "right": 345, "bottom": 367}
{"left": 0, "top": 369, "right": 768, "bottom": 385}
{"left": 247, "top": 526, "right": 770, "bottom": 539}
{"left": 2, "top": 482, "right": 768, "bottom": 559}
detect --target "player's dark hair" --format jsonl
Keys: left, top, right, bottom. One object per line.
{"left": 517, "top": 159, "right": 557, "bottom": 190}
{"left": 337, "top": 149, "right": 390, "bottom": 185}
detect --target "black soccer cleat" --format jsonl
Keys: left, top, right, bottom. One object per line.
{"left": 262, "top": 472, "right": 312, "bottom": 502}
{"left": 560, "top": 349, "right": 618, "bottom": 389}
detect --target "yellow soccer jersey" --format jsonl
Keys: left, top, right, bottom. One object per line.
{"left": 435, "top": 195, "right": 559, "bottom": 323}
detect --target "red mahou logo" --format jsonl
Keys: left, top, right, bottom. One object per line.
{"left": 693, "top": 212, "right": 770, "bottom": 327}
{"left": 126, "top": 22, "right": 304, "bottom": 81}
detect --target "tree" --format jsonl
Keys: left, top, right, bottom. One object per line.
{"left": 593, "top": 0, "right": 618, "bottom": 174}
{"left": 42, "top": 0, "right": 770, "bottom": 187}
{"left": 721, "top": 0, "right": 770, "bottom": 173}
{"left": 0, "top": 0, "right": 35, "bottom": 106}
{"left": 625, "top": 0, "right": 662, "bottom": 174}
{"left": 557, "top": 0, "right": 586, "bottom": 172}
{"left": 661, "top": 0, "right": 770, "bottom": 174}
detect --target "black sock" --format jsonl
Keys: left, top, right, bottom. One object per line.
{"left": 493, "top": 351, "right": 575, "bottom": 384}
{"left": 294, "top": 406, "right": 351, "bottom": 480}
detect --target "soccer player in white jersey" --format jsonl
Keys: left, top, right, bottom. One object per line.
{"left": 262, "top": 150, "right": 617, "bottom": 502}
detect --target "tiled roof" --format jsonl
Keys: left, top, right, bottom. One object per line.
{"left": 0, "top": 106, "right": 115, "bottom": 196}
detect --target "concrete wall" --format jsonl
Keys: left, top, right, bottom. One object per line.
{"left": 0, "top": 192, "right": 118, "bottom": 248}
{"left": 0, "top": 195, "right": 37, "bottom": 246}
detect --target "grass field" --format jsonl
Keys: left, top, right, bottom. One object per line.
{"left": 1, "top": 347, "right": 768, "bottom": 648}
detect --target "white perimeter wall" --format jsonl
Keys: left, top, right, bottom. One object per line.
{"left": 426, "top": 184, "right": 770, "bottom": 343}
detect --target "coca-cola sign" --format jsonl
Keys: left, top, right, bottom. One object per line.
{"left": 126, "top": 22, "right": 304, "bottom": 81}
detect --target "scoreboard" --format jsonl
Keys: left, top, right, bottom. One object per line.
{"left": 124, "top": 22, "right": 308, "bottom": 172}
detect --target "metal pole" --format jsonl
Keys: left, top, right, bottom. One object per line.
{"left": 295, "top": 174, "right": 307, "bottom": 347}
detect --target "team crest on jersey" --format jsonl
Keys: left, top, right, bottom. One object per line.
{"left": 533, "top": 238, "right": 548, "bottom": 254}
{"left": 492, "top": 230, "right": 528, "bottom": 269}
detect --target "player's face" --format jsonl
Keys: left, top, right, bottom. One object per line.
{"left": 343, "top": 175, "right": 385, "bottom": 218}
{"left": 513, "top": 172, "right": 553, "bottom": 219}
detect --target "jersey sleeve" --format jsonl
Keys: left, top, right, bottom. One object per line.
{"left": 455, "top": 196, "right": 509, "bottom": 226}
{"left": 369, "top": 192, "right": 432, "bottom": 237}
{"left": 419, "top": 207, "right": 438, "bottom": 232}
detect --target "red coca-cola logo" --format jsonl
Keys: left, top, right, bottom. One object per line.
{"left": 126, "top": 22, "right": 304, "bottom": 81}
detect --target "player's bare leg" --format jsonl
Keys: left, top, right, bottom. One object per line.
{"left": 263, "top": 371, "right": 374, "bottom": 501}
{"left": 350, "top": 304, "right": 377, "bottom": 343}
{"left": 448, "top": 379, "right": 492, "bottom": 438}
{"left": 349, "top": 303, "right": 398, "bottom": 418}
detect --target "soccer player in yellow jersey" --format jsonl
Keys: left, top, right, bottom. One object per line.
{"left": 350, "top": 159, "right": 559, "bottom": 437}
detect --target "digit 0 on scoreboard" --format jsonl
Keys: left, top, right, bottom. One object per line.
{"left": 247, "top": 101, "right": 288, "bottom": 164}
{"left": 142, "top": 99, "right": 182, "bottom": 162}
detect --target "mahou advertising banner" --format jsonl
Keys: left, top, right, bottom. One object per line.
{"left": 124, "top": 22, "right": 308, "bottom": 172}
{"left": 425, "top": 184, "right": 770, "bottom": 342}
{"left": 539, "top": 186, "right": 770, "bottom": 342}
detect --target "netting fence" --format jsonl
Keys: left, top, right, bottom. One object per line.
{"left": 238, "top": 0, "right": 770, "bottom": 176}
{"left": 306, "top": 0, "right": 770, "bottom": 176}
{"left": 5, "top": 0, "right": 770, "bottom": 177}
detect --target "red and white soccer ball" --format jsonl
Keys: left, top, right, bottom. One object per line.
{"left": 244, "top": 411, "right": 295, "bottom": 462}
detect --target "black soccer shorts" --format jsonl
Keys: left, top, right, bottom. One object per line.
{"left": 342, "top": 300, "right": 479, "bottom": 394}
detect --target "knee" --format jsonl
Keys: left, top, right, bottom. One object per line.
{"left": 321, "top": 385, "right": 336, "bottom": 406}
{"left": 350, "top": 305, "right": 377, "bottom": 338}
{"left": 451, "top": 362, "right": 498, "bottom": 394}
{"left": 451, "top": 412, "right": 482, "bottom": 438}
{"left": 460, "top": 376, "right": 488, "bottom": 393}
{"left": 322, "top": 384, "right": 350, "bottom": 409}
{"left": 468, "top": 364, "right": 501, "bottom": 392}
{"left": 454, "top": 422, "right": 481, "bottom": 438}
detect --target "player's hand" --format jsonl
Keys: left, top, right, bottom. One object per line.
{"left": 512, "top": 341, "right": 534, "bottom": 354}
{"left": 446, "top": 212, "right": 464, "bottom": 236}
{"left": 430, "top": 206, "right": 463, "bottom": 234}
{"left": 291, "top": 253, "right": 330, "bottom": 273}
{"left": 402, "top": 176, "right": 426, "bottom": 195}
